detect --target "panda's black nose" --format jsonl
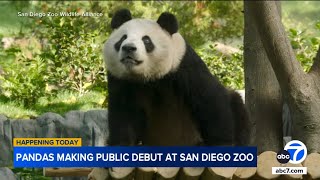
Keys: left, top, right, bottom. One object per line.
{"left": 122, "top": 44, "right": 137, "bottom": 53}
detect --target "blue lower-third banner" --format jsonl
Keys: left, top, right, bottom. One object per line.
{"left": 13, "top": 146, "right": 257, "bottom": 167}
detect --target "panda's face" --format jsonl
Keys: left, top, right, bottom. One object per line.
{"left": 104, "top": 11, "right": 186, "bottom": 81}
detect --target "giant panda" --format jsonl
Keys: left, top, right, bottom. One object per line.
{"left": 88, "top": 9, "right": 248, "bottom": 180}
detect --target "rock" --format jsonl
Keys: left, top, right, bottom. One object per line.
{"left": 35, "top": 112, "right": 65, "bottom": 138}
{"left": 11, "top": 119, "right": 38, "bottom": 138}
{"left": 0, "top": 167, "right": 16, "bottom": 180}
{"left": 0, "top": 115, "right": 12, "bottom": 166}
{"left": 1, "top": 37, "right": 14, "bottom": 49}
{"left": 62, "top": 110, "right": 109, "bottom": 146}
{"left": 213, "top": 42, "right": 240, "bottom": 57}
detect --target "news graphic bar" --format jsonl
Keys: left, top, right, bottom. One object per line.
{"left": 13, "top": 138, "right": 82, "bottom": 147}
{"left": 13, "top": 146, "right": 257, "bottom": 168}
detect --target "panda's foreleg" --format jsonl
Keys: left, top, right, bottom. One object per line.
{"left": 106, "top": 74, "right": 146, "bottom": 146}
{"left": 107, "top": 106, "right": 138, "bottom": 146}
{"left": 181, "top": 69, "right": 235, "bottom": 146}
{"left": 88, "top": 77, "right": 145, "bottom": 180}
{"left": 192, "top": 87, "right": 235, "bottom": 146}
{"left": 229, "top": 90, "right": 250, "bottom": 146}
{"left": 88, "top": 105, "right": 141, "bottom": 180}
{"left": 107, "top": 93, "right": 145, "bottom": 146}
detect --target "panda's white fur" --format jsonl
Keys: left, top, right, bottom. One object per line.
{"left": 104, "top": 19, "right": 186, "bottom": 81}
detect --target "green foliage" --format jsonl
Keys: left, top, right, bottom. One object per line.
{"left": 0, "top": 1, "right": 31, "bottom": 36}
{"left": 33, "top": 1, "right": 108, "bottom": 96}
{"left": 35, "top": 90, "right": 105, "bottom": 115}
{"left": 288, "top": 22, "right": 320, "bottom": 72}
{"left": 0, "top": 90, "right": 105, "bottom": 119}
{"left": 11, "top": 168, "right": 50, "bottom": 180}
{"left": 282, "top": 1, "right": 320, "bottom": 37}
{"left": 98, "top": 1, "right": 244, "bottom": 47}
{"left": 197, "top": 45, "right": 244, "bottom": 90}
{"left": 0, "top": 50, "right": 47, "bottom": 107}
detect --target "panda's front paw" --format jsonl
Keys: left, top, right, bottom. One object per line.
{"left": 88, "top": 168, "right": 109, "bottom": 180}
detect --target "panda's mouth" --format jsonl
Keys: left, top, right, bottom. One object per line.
{"left": 121, "top": 56, "right": 143, "bottom": 66}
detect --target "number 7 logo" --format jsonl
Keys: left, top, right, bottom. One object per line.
{"left": 284, "top": 140, "right": 307, "bottom": 164}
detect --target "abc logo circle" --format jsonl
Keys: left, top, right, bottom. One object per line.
{"left": 277, "top": 150, "right": 290, "bottom": 164}
{"left": 284, "top": 140, "right": 307, "bottom": 164}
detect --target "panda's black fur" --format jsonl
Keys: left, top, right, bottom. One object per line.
{"left": 106, "top": 9, "right": 248, "bottom": 147}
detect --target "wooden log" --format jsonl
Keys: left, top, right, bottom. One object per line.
{"left": 109, "top": 167, "right": 135, "bottom": 180}
{"left": 303, "top": 153, "right": 320, "bottom": 180}
{"left": 201, "top": 167, "right": 237, "bottom": 180}
{"left": 156, "top": 167, "right": 180, "bottom": 180}
{"left": 43, "top": 168, "right": 92, "bottom": 177}
{"left": 88, "top": 168, "right": 110, "bottom": 180}
{"left": 233, "top": 167, "right": 257, "bottom": 180}
{"left": 135, "top": 167, "right": 156, "bottom": 180}
{"left": 177, "top": 167, "right": 204, "bottom": 180}
{"left": 256, "top": 151, "right": 280, "bottom": 179}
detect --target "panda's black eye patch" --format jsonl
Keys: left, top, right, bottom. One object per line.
{"left": 142, "top": 35, "right": 154, "bottom": 53}
{"left": 114, "top": 35, "right": 127, "bottom": 51}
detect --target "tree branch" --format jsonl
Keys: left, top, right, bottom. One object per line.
{"left": 247, "top": 1, "right": 306, "bottom": 93}
{"left": 309, "top": 45, "right": 320, "bottom": 76}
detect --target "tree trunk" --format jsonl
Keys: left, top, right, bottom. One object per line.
{"left": 248, "top": 1, "right": 320, "bottom": 152}
{"left": 244, "top": 1, "right": 283, "bottom": 153}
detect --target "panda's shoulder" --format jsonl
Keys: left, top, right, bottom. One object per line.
{"left": 176, "top": 43, "right": 211, "bottom": 74}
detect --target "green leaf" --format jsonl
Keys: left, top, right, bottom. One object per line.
{"left": 316, "top": 22, "right": 320, "bottom": 30}
{"left": 311, "top": 37, "right": 319, "bottom": 45}
{"left": 289, "top": 28, "right": 298, "bottom": 36}
{"left": 60, "top": 18, "right": 65, "bottom": 27}
{"left": 291, "top": 41, "right": 300, "bottom": 49}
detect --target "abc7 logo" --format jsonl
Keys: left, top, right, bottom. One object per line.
{"left": 277, "top": 140, "right": 307, "bottom": 164}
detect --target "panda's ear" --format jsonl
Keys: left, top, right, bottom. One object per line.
{"left": 111, "top": 9, "right": 132, "bottom": 29}
{"left": 157, "top": 12, "right": 178, "bottom": 35}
